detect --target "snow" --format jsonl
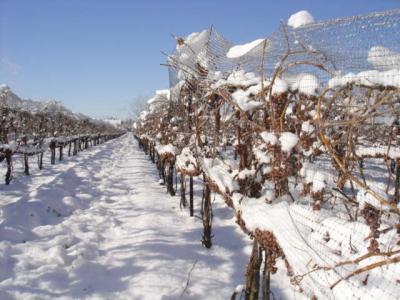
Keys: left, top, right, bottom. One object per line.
{"left": 202, "top": 158, "right": 239, "bottom": 194}
{"left": 0, "top": 83, "right": 9, "bottom": 92}
{"left": 102, "top": 118, "right": 122, "bottom": 127}
{"left": 296, "top": 74, "right": 319, "bottom": 96}
{"left": 270, "top": 77, "right": 288, "bottom": 95}
{"left": 356, "top": 188, "right": 392, "bottom": 211}
{"left": 260, "top": 131, "right": 299, "bottom": 152}
{"left": 0, "top": 134, "right": 255, "bottom": 299}
{"left": 211, "top": 70, "right": 259, "bottom": 89}
{"left": 279, "top": 132, "right": 299, "bottom": 153}
{"left": 355, "top": 144, "right": 400, "bottom": 159}
{"left": 3, "top": 10, "right": 400, "bottom": 299}
{"left": 310, "top": 171, "right": 326, "bottom": 193}
{"left": 182, "top": 30, "right": 209, "bottom": 49}
{"left": 0, "top": 85, "right": 114, "bottom": 129}
{"left": 260, "top": 131, "right": 278, "bottom": 145}
{"left": 253, "top": 147, "right": 272, "bottom": 167}
{"left": 328, "top": 69, "right": 400, "bottom": 88}
{"left": 17, "top": 141, "right": 48, "bottom": 154}
{"left": 367, "top": 46, "right": 400, "bottom": 70}
{"left": 231, "top": 89, "right": 263, "bottom": 112}
{"left": 226, "top": 38, "right": 265, "bottom": 59}
{"left": 11, "top": 132, "right": 392, "bottom": 299}
{"left": 176, "top": 147, "right": 198, "bottom": 175}
{"left": 300, "top": 163, "right": 326, "bottom": 193}
{"left": 211, "top": 72, "right": 289, "bottom": 97}
{"left": 233, "top": 194, "right": 399, "bottom": 300}
{"left": 147, "top": 89, "right": 170, "bottom": 105}
{"left": 0, "top": 141, "right": 18, "bottom": 152}
{"left": 301, "top": 121, "right": 315, "bottom": 134}
{"left": 133, "top": 11, "right": 400, "bottom": 300}
{"left": 155, "top": 143, "right": 178, "bottom": 156}
{"left": 139, "top": 110, "right": 149, "bottom": 121}
{"left": 287, "top": 11, "right": 315, "bottom": 28}
{"left": 234, "top": 284, "right": 245, "bottom": 293}
{"left": 174, "top": 30, "right": 210, "bottom": 68}
{"left": 237, "top": 168, "right": 255, "bottom": 180}
{"left": 170, "top": 80, "right": 186, "bottom": 100}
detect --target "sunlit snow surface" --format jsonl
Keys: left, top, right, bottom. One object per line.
{"left": 287, "top": 10, "right": 315, "bottom": 28}
{"left": 0, "top": 134, "right": 302, "bottom": 300}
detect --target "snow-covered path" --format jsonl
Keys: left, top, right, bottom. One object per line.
{"left": 0, "top": 133, "right": 250, "bottom": 300}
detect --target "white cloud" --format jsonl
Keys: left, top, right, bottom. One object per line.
{"left": 0, "top": 56, "right": 22, "bottom": 75}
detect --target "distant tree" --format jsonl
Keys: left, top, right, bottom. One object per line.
{"left": 130, "top": 95, "right": 150, "bottom": 121}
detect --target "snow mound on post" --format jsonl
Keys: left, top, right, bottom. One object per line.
{"left": 260, "top": 132, "right": 278, "bottom": 145}
{"left": 301, "top": 121, "right": 315, "bottom": 134}
{"left": 287, "top": 10, "right": 315, "bottom": 28}
{"left": 231, "top": 89, "right": 263, "bottom": 112}
{"left": 296, "top": 74, "right": 319, "bottom": 96}
{"left": 202, "top": 158, "right": 238, "bottom": 194}
{"left": 176, "top": 147, "right": 198, "bottom": 175}
{"left": 300, "top": 162, "right": 328, "bottom": 193}
{"left": 147, "top": 89, "right": 170, "bottom": 105}
{"left": 155, "top": 144, "right": 178, "bottom": 156}
{"left": 211, "top": 70, "right": 259, "bottom": 89}
{"left": 227, "top": 38, "right": 265, "bottom": 59}
{"left": 271, "top": 78, "right": 288, "bottom": 95}
{"left": 279, "top": 132, "right": 299, "bottom": 153}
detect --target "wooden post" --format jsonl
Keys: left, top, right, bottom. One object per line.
{"left": 262, "top": 250, "right": 271, "bottom": 300}
{"left": 50, "top": 140, "right": 56, "bottom": 164}
{"left": 5, "top": 149, "right": 12, "bottom": 185}
{"left": 180, "top": 173, "right": 186, "bottom": 208}
{"left": 38, "top": 152, "right": 43, "bottom": 170}
{"left": 190, "top": 176, "right": 194, "bottom": 217}
{"left": 59, "top": 145, "right": 63, "bottom": 161}
{"left": 161, "top": 161, "right": 166, "bottom": 185}
{"left": 157, "top": 156, "right": 164, "bottom": 182}
{"left": 394, "top": 158, "right": 400, "bottom": 204}
{"left": 24, "top": 153, "right": 29, "bottom": 175}
{"left": 245, "top": 240, "right": 262, "bottom": 300}
{"left": 215, "top": 106, "right": 220, "bottom": 149}
{"left": 167, "top": 162, "right": 175, "bottom": 196}
{"left": 202, "top": 178, "right": 212, "bottom": 248}
{"left": 151, "top": 145, "right": 155, "bottom": 163}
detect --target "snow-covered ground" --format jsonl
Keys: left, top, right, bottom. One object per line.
{"left": 0, "top": 133, "right": 300, "bottom": 299}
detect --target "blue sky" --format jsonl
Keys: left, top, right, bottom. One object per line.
{"left": 0, "top": 0, "right": 399, "bottom": 118}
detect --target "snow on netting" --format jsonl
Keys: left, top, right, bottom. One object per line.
{"left": 168, "top": 27, "right": 237, "bottom": 104}
{"left": 249, "top": 10, "right": 399, "bottom": 299}
{"left": 234, "top": 9, "right": 400, "bottom": 81}
{"left": 147, "top": 9, "right": 400, "bottom": 299}
{"left": 168, "top": 9, "right": 400, "bottom": 109}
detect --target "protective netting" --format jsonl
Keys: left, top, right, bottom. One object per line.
{"left": 169, "top": 9, "right": 400, "bottom": 89}
{"left": 160, "top": 9, "right": 400, "bottom": 299}
{"left": 168, "top": 27, "right": 236, "bottom": 104}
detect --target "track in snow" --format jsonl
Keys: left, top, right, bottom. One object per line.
{"left": 0, "top": 133, "right": 252, "bottom": 300}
